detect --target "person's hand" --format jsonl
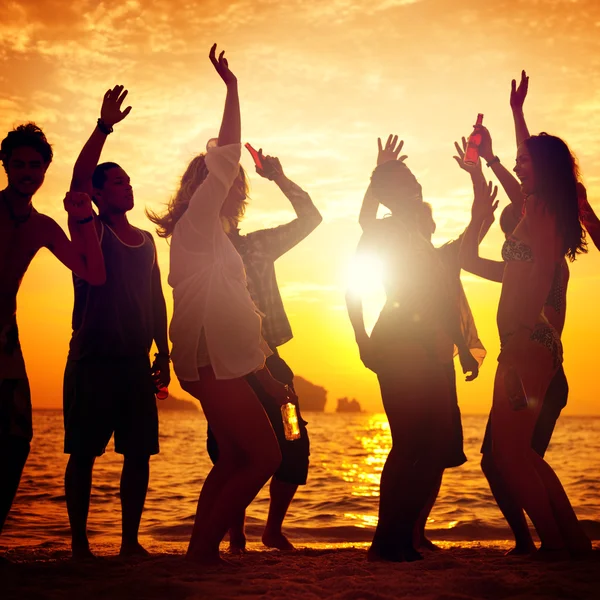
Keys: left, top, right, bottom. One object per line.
{"left": 357, "top": 337, "right": 380, "bottom": 372}
{"left": 453, "top": 137, "right": 483, "bottom": 175}
{"left": 472, "top": 180, "right": 499, "bottom": 222}
{"left": 209, "top": 43, "right": 237, "bottom": 86}
{"left": 255, "top": 151, "right": 285, "bottom": 181}
{"left": 151, "top": 355, "right": 171, "bottom": 390}
{"left": 478, "top": 127, "right": 495, "bottom": 163}
{"left": 64, "top": 191, "right": 94, "bottom": 220}
{"left": 268, "top": 379, "right": 298, "bottom": 406}
{"left": 377, "top": 134, "right": 408, "bottom": 166}
{"left": 458, "top": 347, "right": 479, "bottom": 382}
{"left": 498, "top": 327, "right": 531, "bottom": 368}
{"left": 577, "top": 181, "right": 590, "bottom": 211}
{"left": 510, "top": 70, "right": 529, "bottom": 112}
{"left": 100, "top": 85, "right": 132, "bottom": 128}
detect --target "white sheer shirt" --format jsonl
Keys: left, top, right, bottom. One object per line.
{"left": 168, "top": 143, "right": 271, "bottom": 381}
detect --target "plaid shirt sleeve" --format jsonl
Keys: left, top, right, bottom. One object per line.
{"left": 247, "top": 179, "right": 322, "bottom": 260}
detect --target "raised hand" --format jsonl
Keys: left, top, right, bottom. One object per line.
{"left": 209, "top": 43, "right": 237, "bottom": 86}
{"left": 64, "top": 191, "right": 94, "bottom": 220}
{"left": 510, "top": 70, "right": 529, "bottom": 112}
{"left": 100, "top": 85, "right": 132, "bottom": 127}
{"left": 377, "top": 134, "right": 408, "bottom": 166}
{"left": 453, "top": 137, "right": 483, "bottom": 175}
{"left": 472, "top": 180, "right": 499, "bottom": 221}
{"left": 255, "top": 150, "right": 285, "bottom": 181}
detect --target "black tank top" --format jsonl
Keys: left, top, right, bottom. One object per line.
{"left": 68, "top": 223, "right": 156, "bottom": 359}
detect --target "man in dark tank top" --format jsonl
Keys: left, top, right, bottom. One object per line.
{"left": 63, "top": 86, "right": 171, "bottom": 559}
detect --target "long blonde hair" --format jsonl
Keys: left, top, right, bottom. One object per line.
{"left": 147, "top": 155, "right": 249, "bottom": 239}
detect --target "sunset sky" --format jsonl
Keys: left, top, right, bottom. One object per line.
{"left": 2, "top": 0, "right": 600, "bottom": 415}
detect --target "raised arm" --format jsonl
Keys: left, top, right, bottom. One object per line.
{"left": 70, "top": 85, "right": 132, "bottom": 194}
{"left": 212, "top": 44, "right": 240, "bottom": 147}
{"left": 184, "top": 45, "right": 242, "bottom": 229}
{"left": 358, "top": 135, "right": 407, "bottom": 231}
{"left": 459, "top": 180, "right": 504, "bottom": 283}
{"left": 44, "top": 192, "right": 106, "bottom": 285}
{"left": 476, "top": 126, "right": 524, "bottom": 213}
{"left": 245, "top": 151, "right": 322, "bottom": 258}
{"left": 510, "top": 70, "right": 531, "bottom": 149}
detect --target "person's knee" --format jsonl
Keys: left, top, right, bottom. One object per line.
{"left": 67, "top": 454, "right": 96, "bottom": 471}
{"left": 123, "top": 454, "right": 150, "bottom": 467}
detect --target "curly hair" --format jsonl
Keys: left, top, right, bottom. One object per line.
{"left": 147, "top": 154, "right": 249, "bottom": 238}
{"left": 1, "top": 122, "right": 53, "bottom": 166}
{"left": 525, "top": 133, "right": 586, "bottom": 261}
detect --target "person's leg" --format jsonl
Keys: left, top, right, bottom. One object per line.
{"left": 370, "top": 354, "right": 450, "bottom": 563}
{"left": 0, "top": 377, "right": 33, "bottom": 537}
{"left": 492, "top": 347, "right": 565, "bottom": 551}
{"left": 182, "top": 368, "right": 281, "bottom": 565}
{"left": 480, "top": 415, "right": 535, "bottom": 554}
{"left": 65, "top": 454, "right": 97, "bottom": 559}
{"left": 115, "top": 357, "right": 159, "bottom": 557}
{"left": 120, "top": 454, "right": 151, "bottom": 556}
{"left": 263, "top": 479, "right": 298, "bottom": 551}
{"left": 63, "top": 358, "right": 114, "bottom": 559}
{"left": 0, "top": 436, "right": 30, "bottom": 534}
{"left": 246, "top": 360, "right": 310, "bottom": 551}
{"left": 413, "top": 470, "right": 443, "bottom": 551}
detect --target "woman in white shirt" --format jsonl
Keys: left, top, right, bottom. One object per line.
{"left": 149, "top": 45, "right": 293, "bottom": 566}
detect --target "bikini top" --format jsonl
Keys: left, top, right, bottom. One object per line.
{"left": 501, "top": 235, "right": 533, "bottom": 262}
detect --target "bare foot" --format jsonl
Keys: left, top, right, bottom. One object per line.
{"left": 367, "top": 545, "right": 423, "bottom": 563}
{"left": 228, "top": 534, "right": 247, "bottom": 555}
{"left": 505, "top": 543, "right": 536, "bottom": 557}
{"left": 262, "top": 530, "right": 295, "bottom": 552}
{"left": 71, "top": 539, "right": 96, "bottom": 561}
{"left": 119, "top": 542, "right": 150, "bottom": 558}
{"left": 417, "top": 537, "right": 441, "bottom": 552}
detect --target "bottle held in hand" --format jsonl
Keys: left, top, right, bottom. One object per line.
{"left": 464, "top": 113, "right": 484, "bottom": 166}
{"left": 281, "top": 402, "right": 301, "bottom": 441}
{"left": 505, "top": 366, "right": 527, "bottom": 411}
{"left": 153, "top": 371, "right": 169, "bottom": 400}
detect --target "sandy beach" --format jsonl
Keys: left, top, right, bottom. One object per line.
{"left": 2, "top": 541, "right": 600, "bottom": 600}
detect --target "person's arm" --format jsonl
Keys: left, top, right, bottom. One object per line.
{"left": 510, "top": 70, "right": 531, "bottom": 149}
{"left": 184, "top": 45, "right": 242, "bottom": 228}
{"left": 476, "top": 126, "right": 524, "bottom": 213}
{"left": 148, "top": 236, "right": 171, "bottom": 389}
{"left": 358, "top": 135, "right": 408, "bottom": 231}
{"left": 245, "top": 152, "right": 322, "bottom": 258}
{"left": 44, "top": 192, "right": 106, "bottom": 285}
{"left": 69, "top": 85, "right": 132, "bottom": 248}
{"left": 71, "top": 85, "right": 132, "bottom": 194}
{"left": 578, "top": 183, "right": 600, "bottom": 250}
{"left": 459, "top": 180, "right": 505, "bottom": 283}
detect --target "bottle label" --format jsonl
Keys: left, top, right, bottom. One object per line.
{"left": 281, "top": 403, "right": 301, "bottom": 441}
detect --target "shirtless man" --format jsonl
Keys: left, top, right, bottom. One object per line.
{"left": 0, "top": 123, "right": 104, "bottom": 560}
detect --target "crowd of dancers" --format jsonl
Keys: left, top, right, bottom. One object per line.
{"left": 1, "top": 45, "right": 598, "bottom": 566}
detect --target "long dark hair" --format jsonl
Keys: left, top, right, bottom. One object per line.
{"left": 526, "top": 133, "right": 586, "bottom": 261}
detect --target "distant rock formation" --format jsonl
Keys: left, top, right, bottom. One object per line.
{"left": 336, "top": 397, "right": 362, "bottom": 413}
{"left": 294, "top": 376, "right": 327, "bottom": 412}
{"left": 157, "top": 395, "right": 200, "bottom": 412}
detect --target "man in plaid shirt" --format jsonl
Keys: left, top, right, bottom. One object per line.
{"left": 207, "top": 150, "right": 322, "bottom": 552}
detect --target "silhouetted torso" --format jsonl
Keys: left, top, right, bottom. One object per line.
{"left": 68, "top": 222, "right": 155, "bottom": 359}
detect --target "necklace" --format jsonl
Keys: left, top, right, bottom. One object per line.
{"left": 1, "top": 191, "right": 33, "bottom": 226}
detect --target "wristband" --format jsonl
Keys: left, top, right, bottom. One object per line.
{"left": 97, "top": 118, "right": 114, "bottom": 135}
{"left": 76, "top": 216, "right": 94, "bottom": 225}
{"left": 486, "top": 156, "right": 500, "bottom": 168}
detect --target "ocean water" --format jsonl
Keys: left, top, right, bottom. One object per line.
{"left": 2, "top": 410, "right": 600, "bottom": 550}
